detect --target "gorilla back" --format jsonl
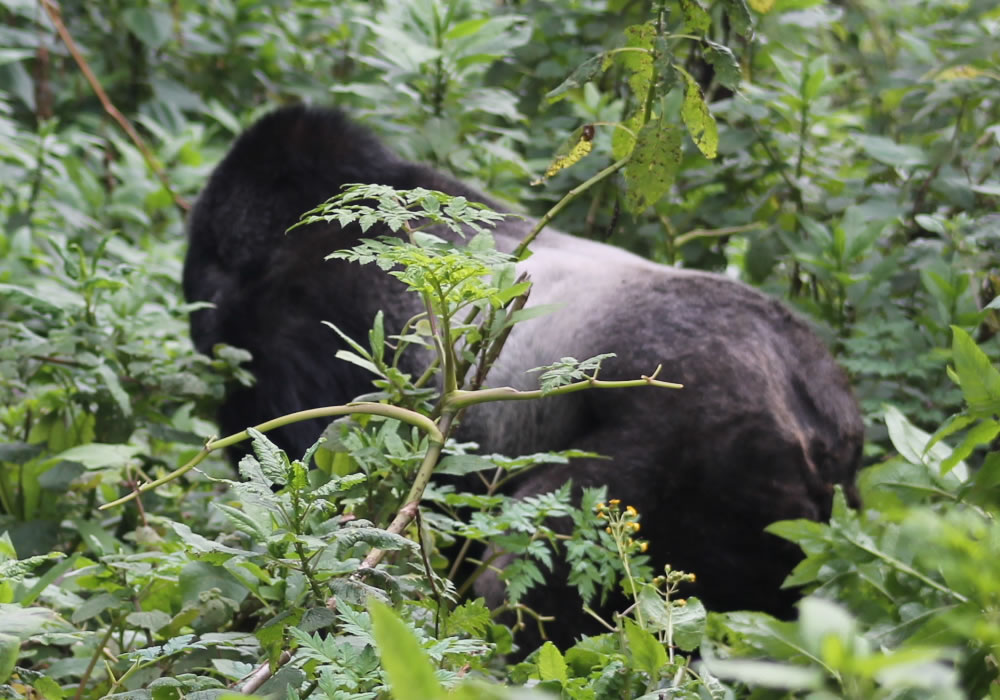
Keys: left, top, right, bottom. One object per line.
{"left": 184, "top": 105, "right": 863, "bottom": 638}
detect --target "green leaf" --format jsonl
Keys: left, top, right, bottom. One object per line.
{"left": 681, "top": 72, "right": 718, "bottom": 159}
{"left": 0, "top": 634, "right": 19, "bottom": 684}
{"left": 624, "top": 119, "right": 682, "bottom": 212}
{"left": 246, "top": 427, "right": 288, "bottom": 483}
{"left": 940, "top": 420, "right": 1000, "bottom": 474}
{"left": 624, "top": 617, "right": 667, "bottom": 676}
{"left": 705, "top": 40, "right": 741, "bottom": 90}
{"left": 53, "top": 443, "right": 140, "bottom": 470}
{"left": 721, "top": 0, "right": 754, "bottom": 36}
{"left": 679, "top": 0, "right": 711, "bottom": 34}
{"left": 507, "top": 303, "right": 565, "bottom": 327}
{"left": 95, "top": 363, "right": 133, "bottom": 418}
{"left": 951, "top": 326, "right": 1000, "bottom": 415}
{"left": 854, "top": 134, "right": 928, "bottom": 167}
{"left": 121, "top": 8, "right": 173, "bottom": 50}
{"left": 0, "top": 605, "right": 71, "bottom": 636}
{"left": 672, "top": 597, "right": 707, "bottom": 652}
{"left": 214, "top": 503, "right": 270, "bottom": 540}
{"left": 369, "top": 599, "right": 445, "bottom": 700}
{"left": 883, "top": 405, "right": 969, "bottom": 481}
{"left": 547, "top": 54, "right": 607, "bottom": 102}
{"left": 621, "top": 22, "right": 655, "bottom": 102}
{"left": 537, "top": 641, "right": 568, "bottom": 683}
{"left": 703, "top": 656, "right": 822, "bottom": 689}
{"left": 171, "top": 523, "right": 249, "bottom": 556}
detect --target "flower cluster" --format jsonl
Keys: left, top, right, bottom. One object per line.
{"left": 595, "top": 499, "right": 648, "bottom": 554}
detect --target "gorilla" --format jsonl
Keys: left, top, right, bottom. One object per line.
{"left": 183, "top": 105, "right": 863, "bottom": 648}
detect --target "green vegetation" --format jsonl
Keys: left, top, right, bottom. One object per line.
{"left": 1, "top": 0, "right": 999, "bottom": 698}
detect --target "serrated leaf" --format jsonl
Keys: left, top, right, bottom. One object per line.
{"left": 681, "top": 72, "right": 718, "bottom": 159}
{"left": 951, "top": 325, "right": 1000, "bottom": 414}
{"left": 171, "top": 523, "right": 249, "bottom": 556}
{"left": 537, "top": 641, "right": 568, "bottom": 683}
{"left": 336, "top": 526, "right": 417, "bottom": 552}
{"left": 246, "top": 427, "right": 287, "bottom": 482}
{"left": 369, "top": 600, "right": 446, "bottom": 700}
{"left": 214, "top": 502, "right": 270, "bottom": 540}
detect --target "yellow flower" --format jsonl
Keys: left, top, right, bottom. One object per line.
{"left": 625, "top": 505, "right": 638, "bottom": 518}
{"left": 605, "top": 527, "right": 612, "bottom": 534}
{"left": 639, "top": 541, "right": 649, "bottom": 553}
{"left": 609, "top": 498, "right": 621, "bottom": 507}
{"left": 630, "top": 522, "right": 641, "bottom": 532}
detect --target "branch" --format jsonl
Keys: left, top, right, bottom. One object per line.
{"left": 446, "top": 365, "right": 683, "bottom": 410}
{"left": 351, "top": 411, "right": 455, "bottom": 573}
{"left": 38, "top": 0, "right": 189, "bottom": 214}
{"left": 238, "top": 650, "right": 292, "bottom": 695}
{"left": 99, "top": 402, "right": 443, "bottom": 510}
{"left": 515, "top": 156, "right": 630, "bottom": 258}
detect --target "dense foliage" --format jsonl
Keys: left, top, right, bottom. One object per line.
{"left": 1, "top": 0, "right": 998, "bottom": 698}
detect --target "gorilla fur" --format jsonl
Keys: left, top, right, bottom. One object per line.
{"left": 184, "top": 105, "right": 863, "bottom": 647}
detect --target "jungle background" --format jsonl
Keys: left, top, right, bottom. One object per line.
{"left": 1, "top": 0, "right": 999, "bottom": 698}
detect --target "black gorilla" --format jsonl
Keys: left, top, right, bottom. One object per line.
{"left": 184, "top": 105, "right": 863, "bottom": 647}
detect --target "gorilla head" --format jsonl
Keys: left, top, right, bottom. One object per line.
{"left": 184, "top": 104, "right": 863, "bottom": 649}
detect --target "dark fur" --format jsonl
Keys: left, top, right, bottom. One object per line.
{"left": 184, "top": 105, "right": 863, "bottom": 649}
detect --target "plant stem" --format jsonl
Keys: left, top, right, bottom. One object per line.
{"left": 447, "top": 368, "right": 682, "bottom": 410}
{"left": 514, "top": 157, "right": 630, "bottom": 258}
{"left": 99, "top": 402, "right": 443, "bottom": 510}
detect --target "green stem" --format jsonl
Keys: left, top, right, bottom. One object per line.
{"left": 514, "top": 157, "right": 630, "bottom": 259}
{"left": 99, "top": 402, "right": 443, "bottom": 510}
{"left": 845, "top": 535, "right": 968, "bottom": 603}
{"left": 447, "top": 368, "right": 682, "bottom": 410}
{"left": 356, "top": 412, "right": 455, "bottom": 570}
{"left": 74, "top": 618, "right": 118, "bottom": 700}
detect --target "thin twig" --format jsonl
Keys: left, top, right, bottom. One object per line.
{"left": 238, "top": 650, "right": 292, "bottom": 695}
{"left": 37, "top": 0, "right": 189, "bottom": 213}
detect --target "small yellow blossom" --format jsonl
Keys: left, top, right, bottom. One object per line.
{"left": 625, "top": 505, "right": 638, "bottom": 518}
